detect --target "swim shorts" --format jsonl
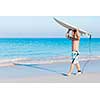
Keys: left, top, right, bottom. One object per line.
{"left": 71, "top": 51, "right": 80, "bottom": 64}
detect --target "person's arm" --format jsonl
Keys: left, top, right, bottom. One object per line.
{"left": 67, "top": 29, "right": 80, "bottom": 40}
{"left": 67, "top": 29, "right": 71, "bottom": 33}
{"left": 65, "top": 29, "right": 71, "bottom": 39}
{"left": 67, "top": 35, "right": 79, "bottom": 40}
{"left": 75, "top": 29, "right": 80, "bottom": 40}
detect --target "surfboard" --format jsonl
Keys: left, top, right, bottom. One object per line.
{"left": 53, "top": 17, "right": 91, "bottom": 36}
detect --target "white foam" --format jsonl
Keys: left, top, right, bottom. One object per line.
{"left": 0, "top": 58, "right": 32, "bottom": 67}
{"left": 0, "top": 56, "right": 100, "bottom": 66}
{"left": 13, "top": 56, "right": 100, "bottom": 65}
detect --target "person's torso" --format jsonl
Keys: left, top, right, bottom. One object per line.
{"left": 72, "top": 37, "right": 80, "bottom": 51}
{"left": 71, "top": 31, "right": 80, "bottom": 51}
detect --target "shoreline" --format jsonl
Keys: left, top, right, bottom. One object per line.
{"left": 0, "top": 55, "right": 100, "bottom": 66}
{"left": 0, "top": 59, "right": 100, "bottom": 82}
{"left": 0, "top": 58, "right": 100, "bottom": 83}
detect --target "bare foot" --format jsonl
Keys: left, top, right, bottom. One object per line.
{"left": 67, "top": 72, "right": 71, "bottom": 76}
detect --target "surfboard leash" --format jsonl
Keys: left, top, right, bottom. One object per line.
{"left": 82, "top": 34, "right": 92, "bottom": 73}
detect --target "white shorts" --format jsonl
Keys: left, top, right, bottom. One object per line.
{"left": 71, "top": 51, "right": 80, "bottom": 64}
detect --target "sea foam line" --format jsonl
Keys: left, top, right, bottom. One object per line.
{"left": 0, "top": 56, "right": 100, "bottom": 66}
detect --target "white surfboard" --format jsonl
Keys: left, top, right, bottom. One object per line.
{"left": 53, "top": 17, "right": 91, "bottom": 36}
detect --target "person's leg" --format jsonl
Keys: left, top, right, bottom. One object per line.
{"left": 76, "top": 63, "right": 82, "bottom": 75}
{"left": 67, "top": 63, "right": 74, "bottom": 75}
{"left": 76, "top": 63, "right": 81, "bottom": 71}
{"left": 67, "top": 51, "right": 75, "bottom": 76}
{"left": 74, "top": 51, "right": 81, "bottom": 73}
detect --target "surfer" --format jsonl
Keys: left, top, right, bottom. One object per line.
{"left": 66, "top": 29, "right": 82, "bottom": 76}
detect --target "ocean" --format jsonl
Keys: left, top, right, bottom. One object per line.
{"left": 0, "top": 38, "right": 99, "bottom": 60}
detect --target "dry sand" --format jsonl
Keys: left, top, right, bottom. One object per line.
{"left": 0, "top": 72, "right": 100, "bottom": 83}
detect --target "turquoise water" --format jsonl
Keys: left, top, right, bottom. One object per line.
{"left": 0, "top": 38, "right": 99, "bottom": 59}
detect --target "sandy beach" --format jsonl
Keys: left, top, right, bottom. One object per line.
{"left": 0, "top": 72, "right": 100, "bottom": 83}
{"left": 0, "top": 59, "right": 100, "bottom": 83}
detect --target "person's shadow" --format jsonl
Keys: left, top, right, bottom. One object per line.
{"left": 14, "top": 63, "right": 67, "bottom": 76}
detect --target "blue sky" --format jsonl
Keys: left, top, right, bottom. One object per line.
{"left": 0, "top": 16, "right": 100, "bottom": 38}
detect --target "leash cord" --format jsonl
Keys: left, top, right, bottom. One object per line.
{"left": 82, "top": 35, "right": 92, "bottom": 73}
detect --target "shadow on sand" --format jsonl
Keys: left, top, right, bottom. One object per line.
{"left": 14, "top": 63, "right": 68, "bottom": 76}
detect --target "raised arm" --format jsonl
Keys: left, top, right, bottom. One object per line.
{"left": 75, "top": 29, "right": 80, "bottom": 40}
{"left": 65, "top": 29, "right": 72, "bottom": 39}
{"left": 66, "top": 29, "right": 80, "bottom": 40}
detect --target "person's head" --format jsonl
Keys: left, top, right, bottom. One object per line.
{"left": 72, "top": 29, "right": 77, "bottom": 36}
{"left": 72, "top": 29, "right": 77, "bottom": 33}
